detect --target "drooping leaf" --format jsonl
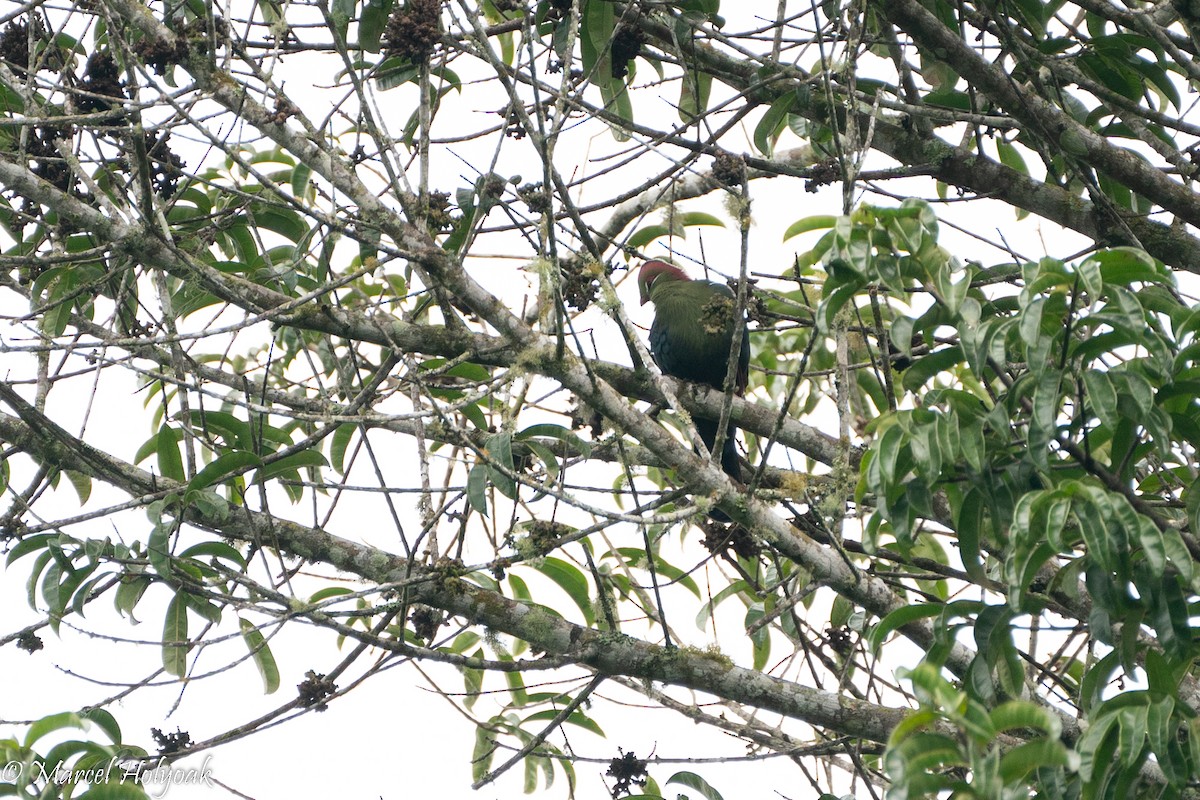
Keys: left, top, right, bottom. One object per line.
{"left": 161, "top": 592, "right": 189, "bottom": 677}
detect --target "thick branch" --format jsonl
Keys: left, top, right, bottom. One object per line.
{"left": 0, "top": 403, "right": 906, "bottom": 744}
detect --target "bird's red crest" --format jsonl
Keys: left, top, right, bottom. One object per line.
{"left": 638, "top": 260, "right": 690, "bottom": 305}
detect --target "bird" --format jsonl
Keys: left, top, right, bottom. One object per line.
{"left": 638, "top": 259, "right": 751, "bottom": 482}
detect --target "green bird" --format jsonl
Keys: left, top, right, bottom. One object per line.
{"left": 638, "top": 259, "right": 751, "bottom": 481}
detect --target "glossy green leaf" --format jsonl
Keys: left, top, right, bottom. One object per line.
{"left": 162, "top": 592, "right": 189, "bottom": 677}
{"left": 329, "top": 423, "right": 357, "bottom": 474}
{"left": 667, "top": 771, "right": 724, "bottom": 800}
{"left": 782, "top": 214, "right": 838, "bottom": 242}
{"left": 753, "top": 92, "right": 795, "bottom": 156}
{"left": 483, "top": 432, "right": 517, "bottom": 500}
{"left": 147, "top": 521, "right": 172, "bottom": 580}
{"left": 357, "top": 0, "right": 393, "bottom": 51}
{"left": 530, "top": 557, "right": 594, "bottom": 626}
{"left": 239, "top": 617, "right": 281, "bottom": 694}
{"left": 114, "top": 574, "right": 150, "bottom": 621}
{"left": 23, "top": 711, "right": 87, "bottom": 747}
{"left": 868, "top": 602, "right": 940, "bottom": 653}
{"left": 627, "top": 225, "right": 672, "bottom": 250}
{"left": 156, "top": 425, "right": 185, "bottom": 483}
{"left": 467, "top": 462, "right": 489, "bottom": 517}
{"left": 6, "top": 533, "right": 56, "bottom": 567}
{"left": 679, "top": 68, "right": 712, "bottom": 122}
{"left": 253, "top": 449, "right": 328, "bottom": 484}
{"left": 188, "top": 450, "right": 262, "bottom": 492}
{"left": 516, "top": 423, "right": 593, "bottom": 457}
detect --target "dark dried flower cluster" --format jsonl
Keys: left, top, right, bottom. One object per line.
{"left": 270, "top": 96, "right": 298, "bottom": 125}
{"left": 501, "top": 103, "right": 526, "bottom": 139}
{"left": 423, "top": 190, "right": 455, "bottom": 232}
{"left": 562, "top": 261, "right": 599, "bottom": 311}
{"left": 606, "top": 751, "right": 649, "bottom": 798}
{"left": 826, "top": 625, "right": 854, "bottom": 656}
{"left": 610, "top": 23, "right": 645, "bottom": 79}
{"left": 712, "top": 151, "right": 746, "bottom": 186}
{"left": 384, "top": 0, "right": 442, "bottom": 63}
{"left": 297, "top": 669, "right": 338, "bottom": 711}
{"left": 16, "top": 630, "right": 43, "bottom": 653}
{"left": 525, "top": 519, "right": 573, "bottom": 553}
{"left": 0, "top": 17, "right": 50, "bottom": 76}
{"left": 517, "top": 182, "right": 551, "bottom": 215}
{"left": 410, "top": 605, "right": 443, "bottom": 641}
{"left": 132, "top": 35, "right": 189, "bottom": 77}
{"left": 27, "top": 126, "right": 75, "bottom": 196}
{"left": 805, "top": 157, "right": 841, "bottom": 192}
{"left": 547, "top": 0, "right": 572, "bottom": 18}
{"left": 570, "top": 398, "right": 604, "bottom": 439}
{"left": 77, "top": 51, "right": 126, "bottom": 113}
{"left": 151, "top": 728, "right": 193, "bottom": 755}
{"left": 143, "top": 131, "right": 186, "bottom": 198}
{"left": 702, "top": 523, "right": 759, "bottom": 559}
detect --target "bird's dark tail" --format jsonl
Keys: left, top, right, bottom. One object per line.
{"left": 695, "top": 418, "right": 741, "bottom": 480}
{"left": 696, "top": 418, "right": 740, "bottom": 522}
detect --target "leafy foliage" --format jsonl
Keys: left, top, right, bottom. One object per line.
{"left": 2, "top": 0, "right": 1200, "bottom": 798}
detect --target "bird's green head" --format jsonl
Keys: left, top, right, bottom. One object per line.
{"left": 638, "top": 260, "right": 690, "bottom": 305}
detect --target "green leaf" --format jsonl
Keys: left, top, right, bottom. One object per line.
{"left": 516, "top": 423, "right": 593, "bottom": 457}
{"left": 162, "top": 592, "right": 189, "bottom": 677}
{"left": 868, "top": 602, "right": 940, "bottom": 653}
{"left": 523, "top": 708, "right": 605, "bottom": 737}
{"left": 782, "top": 214, "right": 838, "bottom": 242}
{"left": 188, "top": 409, "right": 253, "bottom": 449}
{"left": 80, "top": 707, "right": 123, "bottom": 744}
{"left": 329, "top": 423, "right": 357, "bottom": 474}
{"left": 239, "top": 617, "right": 281, "bottom": 693}
{"left": 309, "top": 586, "right": 354, "bottom": 605}
{"left": 995, "top": 139, "right": 1028, "bottom": 177}
{"left": 253, "top": 207, "right": 310, "bottom": 243}
{"left": 667, "top": 771, "right": 724, "bottom": 800}
{"left": 753, "top": 93, "right": 795, "bottom": 156}
{"left": 600, "top": 75, "right": 634, "bottom": 140}
{"left": 504, "top": 668, "right": 529, "bottom": 707}
{"left": 65, "top": 470, "right": 92, "bottom": 505}
{"left": 999, "top": 737, "right": 1074, "bottom": 782}
{"left": 183, "top": 590, "right": 223, "bottom": 624}
{"left": 746, "top": 604, "right": 771, "bottom": 670}
{"left": 178, "top": 541, "right": 246, "bottom": 567}
{"left": 627, "top": 225, "right": 673, "bottom": 250}
{"left": 23, "top": 711, "right": 87, "bottom": 747}
{"left": 464, "top": 657, "right": 485, "bottom": 711}
{"left": 114, "top": 574, "right": 150, "bottom": 621}
{"left": 330, "top": 0, "right": 356, "bottom": 41}
{"left": 374, "top": 57, "right": 419, "bottom": 91}
{"left": 147, "top": 521, "right": 172, "bottom": 580}
{"left": 253, "top": 449, "right": 328, "bottom": 484}
{"left": 678, "top": 211, "right": 725, "bottom": 228}
{"left": 467, "top": 462, "right": 489, "bottom": 517}
{"left": 6, "top": 533, "right": 56, "bottom": 567}
{"left": 679, "top": 69, "right": 712, "bottom": 122}
{"left": 530, "top": 557, "right": 594, "bottom": 626}
{"left": 483, "top": 432, "right": 518, "bottom": 500}
{"left": 156, "top": 425, "right": 185, "bottom": 483}
{"left": 188, "top": 450, "right": 262, "bottom": 493}
{"left": 816, "top": 260, "right": 866, "bottom": 331}
{"left": 1083, "top": 370, "right": 1119, "bottom": 427}
{"left": 523, "top": 440, "right": 561, "bottom": 484}
{"left": 357, "top": 0, "right": 393, "bottom": 51}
